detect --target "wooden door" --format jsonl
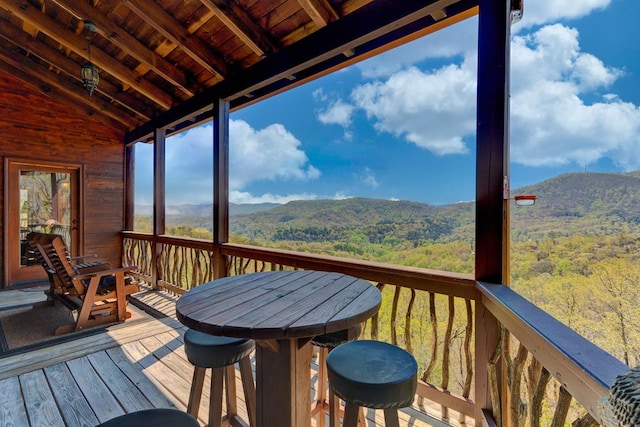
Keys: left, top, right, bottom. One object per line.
{"left": 4, "top": 159, "right": 82, "bottom": 287}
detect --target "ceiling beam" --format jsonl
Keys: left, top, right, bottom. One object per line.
{"left": 200, "top": 0, "right": 277, "bottom": 57}
{"left": 122, "top": 0, "right": 229, "bottom": 79}
{"left": 0, "top": 0, "right": 174, "bottom": 109}
{"left": 52, "top": 0, "right": 196, "bottom": 97}
{"left": 126, "top": 0, "right": 469, "bottom": 143}
{"left": 130, "top": 8, "right": 214, "bottom": 82}
{"left": 296, "top": 0, "right": 339, "bottom": 27}
{"left": 0, "top": 16, "right": 154, "bottom": 121}
{"left": 0, "top": 44, "right": 129, "bottom": 130}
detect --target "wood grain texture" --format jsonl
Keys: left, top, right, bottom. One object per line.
{"left": 176, "top": 270, "right": 381, "bottom": 340}
{"left": 0, "top": 287, "right": 439, "bottom": 427}
{"left": 66, "top": 356, "right": 126, "bottom": 423}
{"left": 0, "top": 376, "right": 29, "bottom": 426}
{"left": 19, "top": 370, "right": 65, "bottom": 426}
{"left": 0, "top": 72, "right": 125, "bottom": 287}
{"left": 44, "top": 363, "right": 100, "bottom": 427}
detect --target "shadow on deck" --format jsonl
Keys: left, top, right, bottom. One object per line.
{"left": 0, "top": 286, "right": 458, "bottom": 427}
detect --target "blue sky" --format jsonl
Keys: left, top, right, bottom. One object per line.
{"left": 136, "top": 0, "right": 640, "bottom": 207}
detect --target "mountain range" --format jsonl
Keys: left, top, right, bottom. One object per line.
{"left": 139, "top": 171, "right": 640, "bottom": 244}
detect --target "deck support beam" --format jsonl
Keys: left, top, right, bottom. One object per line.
{"left": 213, "top": 98, "right": 230, "bottom": 279}
{"left": 152, "top": 128, "right": 166, "bottom": 289}
{"left": 124, "top": 145, "right": 135, "bottom": 231}
{"left": 474, "top": 0, "right": 512, "bottom": 424}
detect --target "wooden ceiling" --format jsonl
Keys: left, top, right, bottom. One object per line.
{"left": 0, "top": 0, "right": 478, "bottom": 142}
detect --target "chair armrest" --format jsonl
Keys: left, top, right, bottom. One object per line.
{"left": 73, "top": 266, "right": 138, "bottom": 280}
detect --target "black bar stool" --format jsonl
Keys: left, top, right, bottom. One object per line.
{"left": 184, "top": 329, "right": 256, "bottom": 427}
{"left": 311, "top": 325, "right": 362, "bottom": 427}
{"left": 326, "top": 340, "right": 418, "bottom": 427}
{"left": 96, "top": 408, "right": 199, "bottom": 426}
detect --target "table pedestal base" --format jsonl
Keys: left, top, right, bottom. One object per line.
{"left": 255, "top": 338, "right": 313, "bottom": 427}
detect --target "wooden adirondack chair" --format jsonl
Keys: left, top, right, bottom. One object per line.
{"left": 28, "top": 233, "right": 140, "bottom": 335}
{"left": 26, "top": 232, "right": 111, "bottom": 300}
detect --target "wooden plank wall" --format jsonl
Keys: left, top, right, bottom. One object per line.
{"left": 0, "top": 71, "right": 126, "bottom": 287}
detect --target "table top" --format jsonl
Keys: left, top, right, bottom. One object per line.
{"left": 176, "top": 270, "right": 381, "bottom": 340}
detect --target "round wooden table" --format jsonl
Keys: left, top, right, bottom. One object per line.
{"left": 176, "top": 270, "right": 382, "bottom": 427}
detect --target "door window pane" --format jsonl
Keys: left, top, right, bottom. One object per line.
{"left": 19, "top": 171, "right": 71, "bottom": 266}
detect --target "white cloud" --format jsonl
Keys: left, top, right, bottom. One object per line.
{"left": 230, "top": 190, "right": 353, "bottom": 204}
{"left": 355, "top": 167, "right": 379, "bottom": 189}
{"left": 351, "top": 62, "right": 476, "bottom": 155}
{"left": 357, "top": 18, "right": 477, "bottom": 78}
{"left": 230, "top": 120, "right": 320, "bottom": 190}
{"left": 230, "top": 191, "right": 318, "bottom": 204}
{"left": 516, "top": 0, "right": 612, "bottom": 29}
{"left": 332, "top": 191, "right": 352, "bottom": 200}
{"left": 345, "top": 20, "right": 640, "bottom": 170}
{"left": 165, "top": 127, "right": 214, "bottom": 205}
{"left": 510, "top": 24, "right": 640, "bottom": 169}
{"left": 317, "top": 99, "right": 355, "bottom": 127}
{"left": 135, "top": 121, "right": 321, "bottom": 205}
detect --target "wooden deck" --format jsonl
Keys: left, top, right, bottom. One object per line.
{"left": 0, "top": 286, "right": 454, "bottom": 427}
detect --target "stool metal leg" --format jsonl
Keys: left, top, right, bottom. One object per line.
{"left": 209, "top": 367, "right": 224, "bottom": 427}
{"left": 187, "top": 366, "right": 206, "bottom": 419}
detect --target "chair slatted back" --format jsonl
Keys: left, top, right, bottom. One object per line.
{"left": 45, "top": 236, "right": 85, "bottom": 296}
{"left": 26, "top": 232, "right": 70, "bottom": 295}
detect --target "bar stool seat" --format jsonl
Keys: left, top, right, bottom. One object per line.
{"left": 184, "top": 329, "right": 256, "bottom": 427}
{"left": 327, "top": 340, "right": 418, "bottom": 427}
{"left": 96, "top": 408, "right": 199, "bottom": 427}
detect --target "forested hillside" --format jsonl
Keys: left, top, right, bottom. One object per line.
{"left": 228, "top": 171, "right": 640, "bottom": 244}
{"left": 136, "top": 171, "right": 640, "bottom": 246}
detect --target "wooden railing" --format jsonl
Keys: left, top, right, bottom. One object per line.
{"left": 224, "top": 243, "right": 477, "bottom": 423}
{"left": 478, "top": 283, "right": 628, "bottom": 427}
{"left": 122, "top": 232, "right": 629, "bottom": 426}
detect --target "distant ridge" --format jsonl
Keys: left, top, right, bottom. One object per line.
{"left": 230, "top": 171, "right": 640, "bottom": 243}
{"left": 137, "top": 171, "right": 640, "bottom": 243}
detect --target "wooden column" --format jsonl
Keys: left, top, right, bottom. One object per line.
{"left": 152, "top": 128, "right": 166, "bottom": 289}
{"left": 474, "top": 0, "right": 512, "bottom": 425}
{"left": 213, "top": 98, "right": 230, "bottom": 279}
{"left": 124, "top": 144, "right": 135, "bottom": 231}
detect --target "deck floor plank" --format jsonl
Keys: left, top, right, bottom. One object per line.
{"left": 120, "top": 340, "right": 196, "bottom": 412}
{"left": 0, "top": 376, "right": 30, "bottom": 426}
{"left": 66, "top": 356, "right": 125, "bottom": 423}
{"left": 134, "top": 335, "right": 212, "bottom": 424}
{"left": 104, "top": 346, "right": 179, "bottom": 409}
{"left": 87, "top": 351, "right": 155, "bottom": 413}
{"left": 0, "top": 288, "right": 451, "bottom": 427}
{"left": 20, "top": 370, "right": 65, "bottom": 427}
{"left": 44, "top": 362, "right": 100, "bottom": 427}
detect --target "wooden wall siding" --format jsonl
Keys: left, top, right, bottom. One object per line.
{"left": 0, "top": 71, "right": 125, "bottom": 287}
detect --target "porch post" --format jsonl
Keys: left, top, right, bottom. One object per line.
{"left": 213, "top": 98, "right": 230, "bottom": 279}
{"left": 153, "top": 128, "right": 166, "bottom": 289}
{"left": 474, "top": 0, "right": 512, "bottom": 425}
{"left": 124, "top": 144, "right": 135, "bottom": 231}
